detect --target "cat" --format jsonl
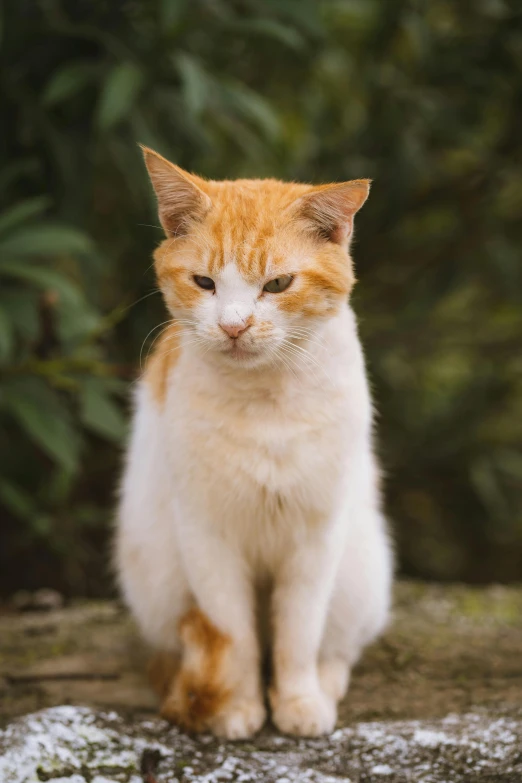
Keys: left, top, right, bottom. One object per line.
{"left": 115, "top": 146, "right": 393, "bottom": 740}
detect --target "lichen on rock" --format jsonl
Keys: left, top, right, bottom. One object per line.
{"left": 1, "top": 705, "right": 522, "bottom": 783}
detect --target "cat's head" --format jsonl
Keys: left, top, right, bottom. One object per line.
{"left": 143, "top": 147, "right": 370, "bottom": 369}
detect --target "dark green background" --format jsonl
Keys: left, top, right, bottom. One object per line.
{"left": 1, "top": 0, "right": 521, "bottom": 595}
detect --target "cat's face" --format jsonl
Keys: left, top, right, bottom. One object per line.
{"left": 144, "top": 148, "right": 370, "bottom": 369}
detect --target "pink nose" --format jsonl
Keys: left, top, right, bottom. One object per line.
{"left": 219, "top": 322, "right": 250, "bottom": 339}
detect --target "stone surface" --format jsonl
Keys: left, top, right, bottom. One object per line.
{"left": 1, "top": 704, "right": 522, "bottom": 783}
{"left": 2, "top": 582, "right": 522, "bottom": 726}
{"left": 10, "top": 589, "right": 64, "bottom": 613}
{"left": 1, "top": 582, "right": 522, "bottom": 781}
{"left": 0, "top": 601, "right": 155, "bottom": 721}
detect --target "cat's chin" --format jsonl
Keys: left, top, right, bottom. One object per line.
{"left": 219, "top": 343, "right": 269, "bottom": 368}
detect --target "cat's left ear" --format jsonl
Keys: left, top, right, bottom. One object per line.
{"left": 297, "top": 180, "right": 371, "bottom": 246}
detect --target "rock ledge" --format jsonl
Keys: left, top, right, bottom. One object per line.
{"left": 1, "top": 705, "right": 522, "bottom": 783}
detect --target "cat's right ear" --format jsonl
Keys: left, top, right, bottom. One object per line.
{"left": 140, "top": 146, "right": 212, "bottom": 237}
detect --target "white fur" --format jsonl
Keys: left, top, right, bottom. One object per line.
{"left": 116, "top": 263, "right": 393, "bottom": 739}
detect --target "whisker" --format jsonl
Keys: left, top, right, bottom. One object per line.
{"left": 278, "top": 348, "right": 304, "bottom": 382}
{"left": 275, "top": 350, "right": 300, "bottom": 382}
{"left": 281, "top": 344, "right": 319, "bottom": 381}
{"left": 281, "top": 339, "right": 334, "bottom": 386}
{"left": 122, "top": 288, "right": 162, "bottom": 312}
{"left": 288, "top": 327, "right": 330, "bottom": 349}
{"left": 284, "top": 339, "right": 326, "bottom": 368}
{"left": 139, "top": 319, "right": 173, "bottom": 370}
{"left": 135, "top": 335, "right": 210, "bottom": 385}
{"left": 144, "top": 323, "right": 180, "bottom": 367}
{"left": 288, "top": 334, "right": 332, "bottom": 361}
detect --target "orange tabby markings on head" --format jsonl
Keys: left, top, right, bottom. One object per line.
{"left": 142, "top": 146, "right": 369, "bottom": 314}
{"left": 156, "top": 261, "right": 202, "bottom": 311}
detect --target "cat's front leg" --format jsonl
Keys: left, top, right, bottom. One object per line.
{"left": 270, "top": 529, "right": 341, "bottom": 737}
{"left": 162, "top": 525, "right": 266, "bottom": 740}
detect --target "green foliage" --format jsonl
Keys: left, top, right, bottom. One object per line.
{"left": 0, "top": 0, "right": 521, "bottom": 592}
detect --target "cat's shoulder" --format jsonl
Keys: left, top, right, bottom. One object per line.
{"left": 143, "top": 322, "right": 182, "bottom": 406}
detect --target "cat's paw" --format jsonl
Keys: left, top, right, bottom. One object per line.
{"left": 210, "top": 699, "right": 267, "bottom": 740}
{"left": 318, "top": 657, "right": 350, "bottom": 702}
{"left": 270, "top": 689, "right": 336, "bottom": 737}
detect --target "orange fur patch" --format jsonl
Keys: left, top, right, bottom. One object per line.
{"left": 144, "top": 322, "right": 182, "bottom": 406}
{"left": 280, "top": 252, "right": 355, "bottom": 317}
{"left": 148, "top": 650, "right": 180, "bottom": 699}
{"left": 154, "top": 248, "right": 202, "bottom": 311}
{"left": 159, "top": 608, "right": 232, "bottom": 732}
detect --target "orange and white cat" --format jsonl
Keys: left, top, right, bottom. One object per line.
{"left": 115, "top": 147, "right": 392, "bottom": 740}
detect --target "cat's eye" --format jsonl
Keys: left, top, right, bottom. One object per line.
{"left": 193, "top": 275, "right": 215, "bottom": 291}
{"left": 263, "top": 275, "right": 293, "bottom": 294}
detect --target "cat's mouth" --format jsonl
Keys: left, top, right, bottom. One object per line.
{"left": 221, "top": 341, "right": 261, "bottom": 361}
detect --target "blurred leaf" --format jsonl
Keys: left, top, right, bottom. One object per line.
{"left": 223, "top": 83, "right": 281, "bottom": 140}
{"left": 42, "top": 61, "right": 97, "bottom": 106}
{"left": 0, "top": 263, "right": 100, "bottom": 342}
{"left": 1, "top": 263, "right": 83, "bottom": 298}
{"left": 0, "top": 197, "right": 52, "bottom": 237}
{"left": 0, "top": 289, "right": 40, "bottom": 343}
{"left": 0, "top": 223, "right": 94, "bottom": 258}
{"left": 1, "top": 377, "right": 81, "bottom": 471}
{"left": 0, "top": 158, "right": 39, "bottom": 192}
{"left": 96, "top": 61, "right": 144, "bottom": 130}
{"left": 229, "top": 19, "right": 305, "bottom": 50}
{"left": 56, "top": 295, "right": 100, "bottom": 343}
{"left": 0, "top": 304, "right": 13, "bottom": 361}
{"left": 28, "top": 513, "right": 53, "bottom": 538}
{"left": 80, "top": 379, "right": 127, "bottom": 442}
{"left": 327, "top": 0, "right": 379, "bottom": 33}
{"left": 175, "top": 53, "right": 209, "bottom": 116}
{"left": 0, "top": 477, "right": 36, "bottom": 520}
{"left": 159, "top": 0, "right": 187, "bottom": 30}
{"left": 260, "top": 0, "right": 323, "bottom": 35}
